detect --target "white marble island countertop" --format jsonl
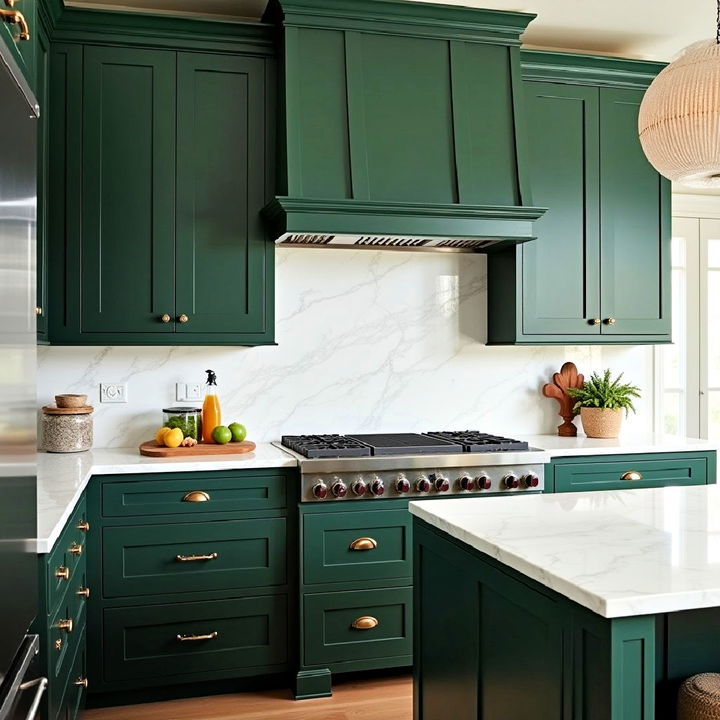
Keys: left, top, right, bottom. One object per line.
{"left": 37, "top": 444, "right": 297, "bottom": 553}
{"left": 410, "top": 484, "right": 720, "bottom": 619}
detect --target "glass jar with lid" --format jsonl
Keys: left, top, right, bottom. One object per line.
{"left": 162, "top": 407, "right": 202, "bottom": 441}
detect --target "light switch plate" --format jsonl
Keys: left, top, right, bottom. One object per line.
{"left": 100, "top": 383, "right": 127, "bottom": 403}
{"left": 176, "top": 383, "right": 202, "bottom": 402}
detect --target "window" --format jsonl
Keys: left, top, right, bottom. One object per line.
{"left": 656, "top": 210, "right": 720, "bottom": 439}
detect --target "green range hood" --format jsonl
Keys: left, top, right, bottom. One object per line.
{"left": 262, "top": 0, "right": 546, "bottom": 253}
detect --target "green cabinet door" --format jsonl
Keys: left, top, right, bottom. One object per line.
{"left": 81, "top": 46, "right": 176, "bottom": 334}
{"left": 0, "top": 0, "right": 35, "bottom": 88}
{"left": 175, "top": 52, "right": 271, "bottom": 337}
{"left": 35, "top": 16, "right": 48, "bottom": 340}
{"left": 599, "top": 87, "right": 671, "bottom": 337}
{"left": 521, "top": 82, "right": 600, "bottom": 336}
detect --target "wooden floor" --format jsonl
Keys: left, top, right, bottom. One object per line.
{"left": 82, "top": 674, "right": 412, "bottom": 720}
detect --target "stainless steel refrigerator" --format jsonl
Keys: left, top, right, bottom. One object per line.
{"left": 0, "top": 37, "right": 44, "bottom": 720}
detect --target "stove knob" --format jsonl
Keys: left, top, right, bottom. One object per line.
{"left": 415, "top": 476, "right": 432, "bottom": 494}
{"left": 476, "top": 474, "right": 492, "bottom": 491}
{"left": 312, "top": 481, "right": 328, "bottom": 500}
{"left": 459, "top": 475, "right": 475, "bottom": 491}
{"left": 395, "top": 476, "right": 411, "bottom": 494}
{"left": 432, "top": 474, "right": 450, "bottom": 493}
{"left": 503, "top": 474, "right": 519, "bottom": 490}
{"left": 370, "top": 478, "right": 385, "bottom": 496}
{"left": 332, "top": 480, "right": 348, "bottom": 498}
{"left": 523, "top": 473, "right": 540, "bottom": 489}
{"left": 352, "top": 479, "right": 367, "bottom": 497}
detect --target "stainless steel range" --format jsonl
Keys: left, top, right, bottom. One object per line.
{"left": 277, "top": 432, "right": 549, "bottom": 502}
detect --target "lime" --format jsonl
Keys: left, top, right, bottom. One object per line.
{"left": 212, "top": 425, "right": 232, "bottom": 445}
{"left": 228, "top": 422, "right": 247, "bottom": 442}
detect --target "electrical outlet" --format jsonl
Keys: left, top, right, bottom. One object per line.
{"left": 176, "top": 383, "right": 202, "bottom": 402}
{"left": 100, "top": 383, "right": 127, "bottom": 403}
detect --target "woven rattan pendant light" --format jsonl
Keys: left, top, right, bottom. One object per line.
{"left": 638, "top": 0, "right": 720, "bottom": 188}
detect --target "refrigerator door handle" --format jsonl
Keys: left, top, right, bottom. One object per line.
{"left": 18, "top": 678, "right": 46, "bottom": 720}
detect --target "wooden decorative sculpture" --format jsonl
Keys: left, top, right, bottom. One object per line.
{"left": 542, "top": 362, "right": 584, "bottom": 437}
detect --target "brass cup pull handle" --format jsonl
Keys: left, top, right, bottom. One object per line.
{"left": 604, "top": 317, "right": 616, "bottom": 325}
{"left": 349, "top": 537, "right": 378, "bottom": 551}
{"left": 76, "top": 521, "right": 90, "bottom": 532}
{"left": 55, "top": 567, "right": 70, "bottom": 581}
{"left": 57, "top": 619, "right": 73, "bottom": 634}
{"left": 74, "top": 678, "right": 88, "bottom": 689}
{"left": 589, "top": 318, "right": 601, "bottom": 326}
{"left": 351, "top": 616, "right": 379, "bottom": 630}
{"left": 176, "top": 552, "right": 218, "bottom": 562}
{"left": 621, "top": 471, "right": 643, "bottom": 482}
{"left": 182, "top": 490, "right": 210, "bottom": 503}
{"left": 177, "top": 631, "right": 218, "bottom": 642}
{"left": 77, "top": 587, "right": 90, "bottom": 598}
{"left": 177, "top": 314, "right": 189, "bottom": 324}
{"left": 69, "top": 542, "right": 83, "bottom": 556}
{"left": 160, "top": 313, "right": 171, "bottom": 323}
{"left": 0, "top": 9, "right": 29, "bottom": 40}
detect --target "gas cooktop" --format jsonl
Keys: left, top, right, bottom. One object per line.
{"left": 281, "top": 431, "right": 529, "bottom": 458}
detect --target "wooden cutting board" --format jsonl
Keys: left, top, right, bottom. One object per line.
{"left": 139, "top": 440, "right": 256, "bottom": 457}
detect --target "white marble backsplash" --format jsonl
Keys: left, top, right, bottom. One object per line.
{"left": 37, "top": 248, "right": 655, "bottom": 448}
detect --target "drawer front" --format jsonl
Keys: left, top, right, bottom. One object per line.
{"left": 103, "top": 595, "right": 288, "bottom": 682}
{"left": 304, "top": 587, "right": 412, "bottom": 665}
{"left": 553, "top": 454, "right": 709, "bottom": 493}
{"left": 101, "top": 472, "right": 287, "bottom": 518}
{"left": 103, "top": 518, "right": 287, "bottom": 598}
{"left": 303, "top": 510, "right": 411, "bottom": 585}
{"left": 46, "top": 499, "right": 88, "bottom": 615}
{"left": 54, "top": 629, "right": 87, "bottom": 720}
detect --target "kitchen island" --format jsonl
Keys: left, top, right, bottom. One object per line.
{"left": 410, "top": 485, "right": 720, "bottom": 720}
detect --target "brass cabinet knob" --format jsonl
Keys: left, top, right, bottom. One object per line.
{"left": 55, "top": 566, "right": 70, "bottom": 581}
{"left": 160, "top": 313, "right": 171, "bottom": 323}
{"left": 589, "top": 318, "right": 601, "bottom": 325}
{"left": 182, "top": 490, "right": 210, "bottom": 503}
{"left": 621, "top": 470, "right": 643, "bottom": 481}
{"left": 604, "top": 317, "right": 616, "bottom": 325}
{"left": 35, "top": 306, "right": 43, "bottom": 316}
{"left": 0, "top": 9, "right": 29, "bottom": 39}
{"left": 74, "top": 678, "right": 88, "bottom": 689}
{"left": 57, "top": 619, "right": 73, "bottom": 633}
{"left": 77, "top": 587, "right": 90, "bottom": 598}
{"left": 177, "top": 314, "right": 189, "bottom": 324}
{"left": 54, "top": 638, "right": 62, "bottom": 651}
{"left": 76, "top": 521, "right": 90, "bottom": 532}
{"left": 69, "top": 542, "right": 83, "bottom": 556}
{"left": 349, "top": 537, "right": 378, "bottom": 551}
{"left": 351, "top": 616, "right": 379, "bottom": 630}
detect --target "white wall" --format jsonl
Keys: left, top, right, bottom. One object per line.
{"left": 37, "top": 248, "right": 655, "bottom": 448}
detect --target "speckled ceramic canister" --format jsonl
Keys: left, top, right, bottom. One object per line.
{"left": 579, "top": 407, "right": 623, "bottom": 439}
{"left": 41, "top": 405, "right": 94, "bottom": 453}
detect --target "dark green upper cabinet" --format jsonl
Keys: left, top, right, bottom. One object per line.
{"left": 35, "top": 10, "right": 49, "bottom": 341}
{"left": 47, "top": 16, "right": 275, "bottom": 346}
{"left": 263, "top": 0, "right": 546, "bottom": 247}
{"left": 488, "top": 51, "right": 671, "bottom": 345}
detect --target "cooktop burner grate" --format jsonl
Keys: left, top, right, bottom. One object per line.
{"left": 281, "top": 435, "right": 372, "bottom": 458}
{"left": 346, "top": 433, "right": 462, "bottom": 456}
{"left": 424, "top": 431, "right": 529, "bottom": 453}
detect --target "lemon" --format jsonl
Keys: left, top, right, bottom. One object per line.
{"left": 164, "top": 427, "right": 184, "bottom": 448}
{"left": 155, "top": 427, "right": 171, "bottom": 444}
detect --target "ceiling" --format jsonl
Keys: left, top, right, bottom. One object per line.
{"left": 66, "top": 0, "right": 717, "bottom": 61}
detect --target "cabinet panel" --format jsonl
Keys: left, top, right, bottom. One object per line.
{"left": 599, "top": 87, "right": 671, "bottom": 336}
{"left": 36, "top": 19, "right": 48, "bottom": 339}
{"left": 521, "top": 82, "right": 600, "bottom": 335}
{"left": 80, "top": 46, "right": 176, "bottom": 334}
{"left": 102, "top": 518, "right": 287, "bottom": 597}
{"left": 175, "top": 53, "right": 269, "bottom": 336}
{"left": 103, "top": 595, "right": 288, "bottom": 682}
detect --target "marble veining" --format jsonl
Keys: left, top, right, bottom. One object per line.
{"left": 410, "top": 485, "right": 720, "bottom": 618}
{"left": 37, "top": 249, "right": 655, "bottom": 448}
{"left": 36, "top": 444, "right": 297, "bottom": 553}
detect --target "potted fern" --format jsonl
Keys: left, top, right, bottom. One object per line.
{"left": 565, "top": 370, "right": 641, "bottom": 438}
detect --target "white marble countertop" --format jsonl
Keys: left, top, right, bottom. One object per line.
{"left": 410, "top": 484, "right": 720, "bottom": 619}
{"left": 522, "top": 433, "right": 718, "bottom": 458}
{"left": 37, "top": 444, "right": 297, "bottom": 553}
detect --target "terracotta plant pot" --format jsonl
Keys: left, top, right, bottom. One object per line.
{"left": 579, "top": 407, "right": 624, "bottom": 439}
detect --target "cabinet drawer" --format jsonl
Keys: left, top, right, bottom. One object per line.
{"left": 101, "top": 472, "right": 287, "bottom": 517}
{"left": 54, "top": 629, "right": 86, "bottom": 720}
{"left": 304, "top": 587, "right": 412, "bottom": 665}
{"left": 103, "top": 595, "right": 288, "bottom": 682}
{"left": 49, "top": 578, "right": 86, "bottom": 705}
{"left": 303, "top": 510, "right": 411, "bottom": 585}
{"left": 553, "top": 454, "right": 709, "bottom": 493}
{"left": 103, "top": 518, "right": 287, "bottom": 598}
{"left": 46, "top": 499, "right": 88, "bottom": 616}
